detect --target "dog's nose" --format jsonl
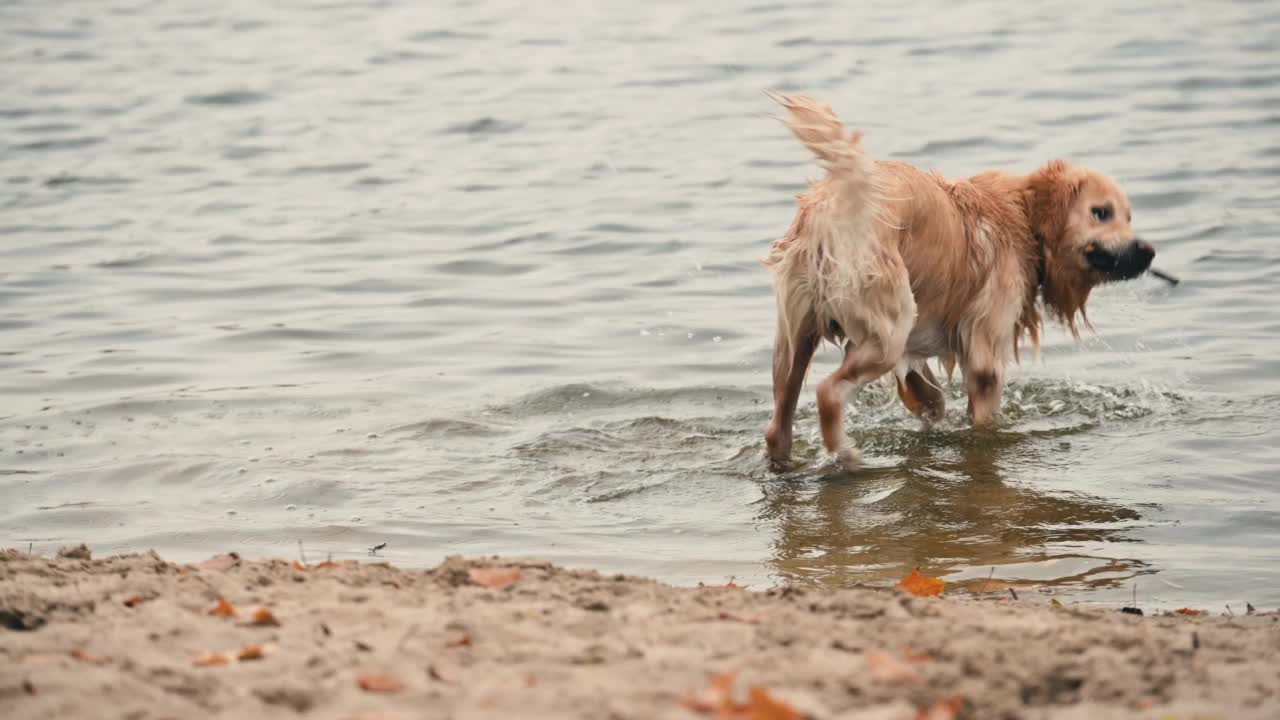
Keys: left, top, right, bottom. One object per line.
{"left": 1128, "top": 239, "right": 1155, "bottom": 271}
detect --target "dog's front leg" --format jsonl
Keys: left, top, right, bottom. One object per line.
{"left": 963, "top": 361, "right": 1004, "bottom": 427}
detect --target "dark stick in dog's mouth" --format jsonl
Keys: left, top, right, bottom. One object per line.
{"left": 1148, "top": 267, "right": 1180, "bottom": 286}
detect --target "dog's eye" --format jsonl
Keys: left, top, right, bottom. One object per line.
{"left": 1091, "top": 206, "right": 1113, "bottom": 222}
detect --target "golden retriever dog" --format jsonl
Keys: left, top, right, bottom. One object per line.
{"left": 762, "top": 93, "right": 1156, "bottom": 465}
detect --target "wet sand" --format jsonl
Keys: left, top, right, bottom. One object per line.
{"left": 2, "top": 546, "right": 1277, "bottom": 719}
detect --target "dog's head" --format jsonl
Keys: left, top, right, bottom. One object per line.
{"left": 1024, "top": 160, "right": 1154, "bottom": 332}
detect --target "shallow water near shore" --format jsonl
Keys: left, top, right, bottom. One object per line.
{"left": 2, "top": 0, "right": 1279, "bottom": 610}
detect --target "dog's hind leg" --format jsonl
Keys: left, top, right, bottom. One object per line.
{"left": 765, "top": 315, "right": 818, "bottom": 463}
{"left": 895, "top": 360, "right": 946, "bottom": 427}
{"left": 816, "top": 344, "right": 897, "bottom": 466}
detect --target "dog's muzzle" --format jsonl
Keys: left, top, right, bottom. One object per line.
{"left": 1085, "top": 239, "right": 1155, "bottom": 280}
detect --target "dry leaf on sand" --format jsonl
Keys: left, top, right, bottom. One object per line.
{"left": 1174, "top": 608, "right": 1204, "bottom": 616}
{"left": 895, "top": 569, "right": 945, "bottom": 598}
{"left": 192, "top": 645, "right": 268, "bottom": 666}
{"left": 681, "top": 671, "right": 802, "bottom": 719}
{"left": 902, "top": 646, "right": 930, "bottom": 663}
{"left": 291, "top": 560, "right": 307, "bottom": 571}
{"left": 357, "top": 672, "right": 405, "bottom": 693}
{"left": 245, "top": 608, "right": 280, "bottom": 626}
{"left": 866, "top": 651, "right": 922, "bottom": 684}
{"left": 69, "top": 648, "right": 104, "bottom": 664}
{"left": 208, "top": 598, "right": 237, "bottom": 618}
{"left": 744, "top": 687, "right": 803, "bottom": 720}
{"left": 237, "top": 644, "right": 267, "bottom": 661}
{"left": 192, "top": 652, "right": 233, "bottom": 667}
{"left": 468, "top": 566, "right": 522, "bottom": 589}
{"left": 446, "top": 633, "right": 472, "bottom": 648}
{"left": 123, "top": 595, "right": 147, "bottom": 608}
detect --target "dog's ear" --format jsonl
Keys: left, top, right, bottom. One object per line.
{"left": 1024, "top": 160, "right": 1091, "bottom": 336}
{"left": 1024, "top": 160, "right": 1082, "bottom": 239}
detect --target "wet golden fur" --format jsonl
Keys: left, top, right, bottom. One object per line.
{"left": 762, "top": 93, "right": 1146, "bottom": 465}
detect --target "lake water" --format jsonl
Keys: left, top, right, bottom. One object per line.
{"left": 3, "top": 0, "right": 1278, "bottom": 610}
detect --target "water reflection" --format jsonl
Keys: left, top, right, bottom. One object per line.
{"left": 759, "top": 426, "right": 1151, "bottom": 593}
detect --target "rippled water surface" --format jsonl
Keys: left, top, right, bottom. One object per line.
{"left": 3, "top": 0, "right": 1279, "bottom": 609}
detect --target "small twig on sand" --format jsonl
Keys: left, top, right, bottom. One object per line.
{"left": 28, "top": 542, "right": 33, "bottom": 555}
{"left": 369, "top": 542, "right": 387, "bottom": 556}
{"left": 1149, "top": 268, "right": 1180, "bottom": 286}
{"left": 1192, "top": 631, "right": 1200, "bottom": 652}
{"left": 1226, "top": 605, "right": 1234, "bottom": 617}
{"left": 298, "top": 540, "right": 309, "bottom": 565}
{"left": 1121, "top": 582, "right": 1143, "bottom": 615}
{"left": 1008, "top": 588, "right": 1019, "bottom": 601}
{"left": 1247, "top": 602, "right": 1257, "bottom": 615}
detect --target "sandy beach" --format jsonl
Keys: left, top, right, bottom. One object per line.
{"left": 2, "top": 545, "right": 1277, "bottom": 719}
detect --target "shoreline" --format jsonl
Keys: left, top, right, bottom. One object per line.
{"left": 2, "top": 545, "right": 1277, "bottom": 719}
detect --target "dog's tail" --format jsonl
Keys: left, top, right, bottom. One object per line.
{"left": 764, "top": 92, "right": 879, "bottom": 203}
{"left": 763, "top": 93, "right": 903, "bottom": 373}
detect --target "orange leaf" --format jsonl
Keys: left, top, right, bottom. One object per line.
{"left": 446, "top": 633, "right": 472, "bottom": 648}
{"left": 245, "top": 608, "right": 280, "bottom": 627}
{"left": 208, "top": 598, "right": 237, "bottom": 618}
{"left": 69, "top": 648, "right": 104, "bottom": 664}
{"left": 123, "top": 595, "right": 146, "bottom": 608}
{"left": 237, "top": 644, "right": 266, "bottom": 661}
{"left": 915, "top": 695, "right": 965, "bottom": 720}
{"left": 903, "top": 646, "right": 931, "bottom": 663}
{"left": 681, "top": 671, "right": 739, "bottom": 714}
{"left": 357, "top": 672, "right": 404, "bottom": 693}
{"left": 192, "top": 652, "right": 233, "bottom": 667}
{"left": 467, "top": 566, "right": 522, "bottom": 589}
{"left": 895, "top": 569, "right": 945, "bottom": 597}
{"left": 1174, "top": 608, "right": 1203, "bottom": 616}
{"left": 291, "top": 560, "right": 308, "bottom": 571}
{"left": 745, "top": 687, "right": 803, "bottom": 720}
{"left": 680, "top": 672, "right": 802, "bottom": 719}
{"left": 197, "top": 553, "right": 241, "bottom": 572}
{"left": 866, "top": 651, "right": 921, "bottom": 684}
